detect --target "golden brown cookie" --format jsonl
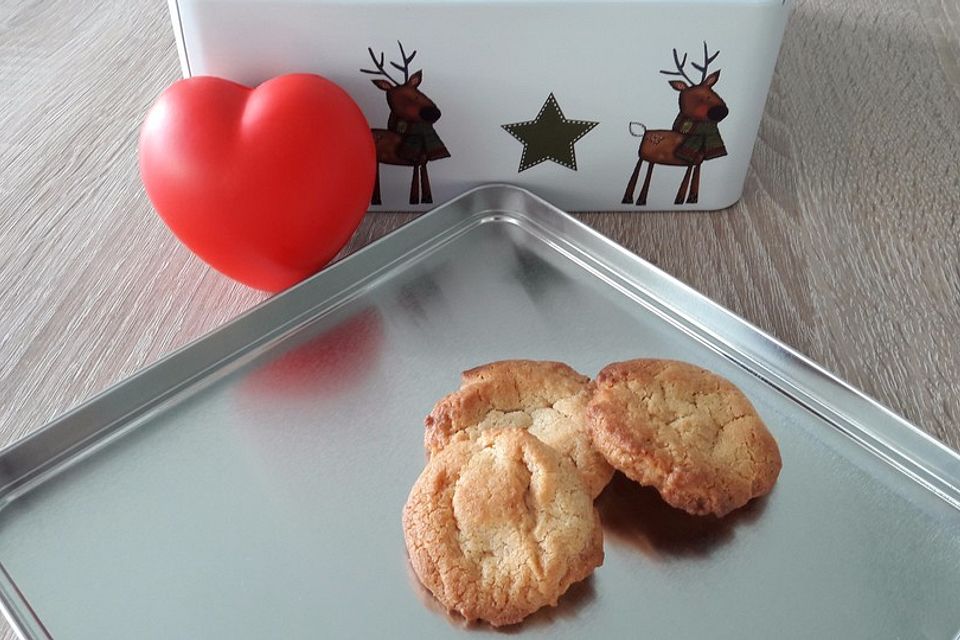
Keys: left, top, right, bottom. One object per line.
{"left": 403, "top": 429, "right": 604, "bottom": 626}
{"left": 587, "top": 359, "right": 782, "bottom": 517}
{"left": 424, "top": 360, "right": 614, "bottom": 498}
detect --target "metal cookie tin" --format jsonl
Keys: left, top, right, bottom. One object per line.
{"left": 170, "top": 0, "right": 793, "bottom": 211}
{"left": 0, "top": 185, "right": 958, "bottom": 639}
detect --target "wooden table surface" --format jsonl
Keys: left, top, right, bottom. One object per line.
{"left": 1, "top": 0, "right": 959, "bottom": 636}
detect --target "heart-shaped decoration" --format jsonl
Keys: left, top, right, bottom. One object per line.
{"left": 139, "top": 74, "right": 375, "bottom": 292}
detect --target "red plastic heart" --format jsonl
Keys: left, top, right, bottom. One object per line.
{"left": 139, "top": 74, "right": 375, "bottom": 292}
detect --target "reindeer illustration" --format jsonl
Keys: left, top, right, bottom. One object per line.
{"left": 361, "top": 42, "right": 450, "bottom": 206}
{"left": 622, "top": 43, "right": 729, "bottom": 206}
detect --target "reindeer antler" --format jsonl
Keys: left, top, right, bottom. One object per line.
{"left": 391, "top": 41, "right": 418, "bottom": 83}
{"left": 659, "top": 43, "right": 720, "bottom": 85}
{"left": 361, "top": 42, "right": 418, "bottom": 85}
{"left": 659, "top": 48, "right": 694, "bottom": 85}
{"left": 691, "top": 41, "right": 720, "bottom": 83}
{"left": 361, "top": 47, "right": 401, "bottom": 85}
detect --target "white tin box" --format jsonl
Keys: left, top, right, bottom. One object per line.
{"left": 168, "top": 0, "right": 793, "bottom": 211}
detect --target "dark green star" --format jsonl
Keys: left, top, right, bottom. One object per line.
{"left": 501, "top": 94, "right": 599, "bottom": 172}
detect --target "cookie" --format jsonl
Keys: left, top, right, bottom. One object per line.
{"left": 402, "top": 428, "right": 604, "bottom": 626}
{"left": 587, "top": 359, "right": 781, "bottom": 517}
{"left": 425, "top": 360, "right": 614, "bottom": 498}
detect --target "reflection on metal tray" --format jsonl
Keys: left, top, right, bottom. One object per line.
{"left": 0, "top": 185, "right": 958, "bottom": 639}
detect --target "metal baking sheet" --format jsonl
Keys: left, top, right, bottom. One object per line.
{"left": 0, "top": 185, "right": 958, "bottom": 639}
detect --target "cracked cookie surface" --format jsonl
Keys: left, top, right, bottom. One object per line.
{"left": 425, "top": 360, "right": 614, "bottom": 498}
{"left": 588, "top": 359, "right": 782, "bottom": 517}
{"left": 402, "top": 429, "right": 604, "bottom": 627}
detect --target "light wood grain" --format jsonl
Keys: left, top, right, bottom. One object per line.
{"left": 0, "top": 0, "right": 958, "bottom": 637}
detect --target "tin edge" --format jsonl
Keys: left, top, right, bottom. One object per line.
{"left": 0, "top": 562, "right": 51, "bottom": 640}
{"left": 0, "top": 189, "right": 511, "bottom": 501}
{"left": 488, "top": 189, "right": 960, "bottom": 510}
{"left": 167, "top": 0, "right": 191, "bottom": 78}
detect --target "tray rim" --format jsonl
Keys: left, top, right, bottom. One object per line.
{"left": 0, "top": 184, "right": 957, "bottom": 639}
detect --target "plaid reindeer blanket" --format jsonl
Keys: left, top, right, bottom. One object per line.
{"left": 672, "top": 115, "right": 727, "bottom": 163}
{"left": 391, "top": 120, "right": 451, "bottom": 163}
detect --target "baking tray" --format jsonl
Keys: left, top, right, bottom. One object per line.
{"left": 0, "top": 185, "right": 958, "bottom": 639}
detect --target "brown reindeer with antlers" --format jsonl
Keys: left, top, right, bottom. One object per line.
{"left": 361, "top": 42, "right": 450, "bottom": 206}
{"left": 622, "top": 43, "right": 729, "bottom": 206}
